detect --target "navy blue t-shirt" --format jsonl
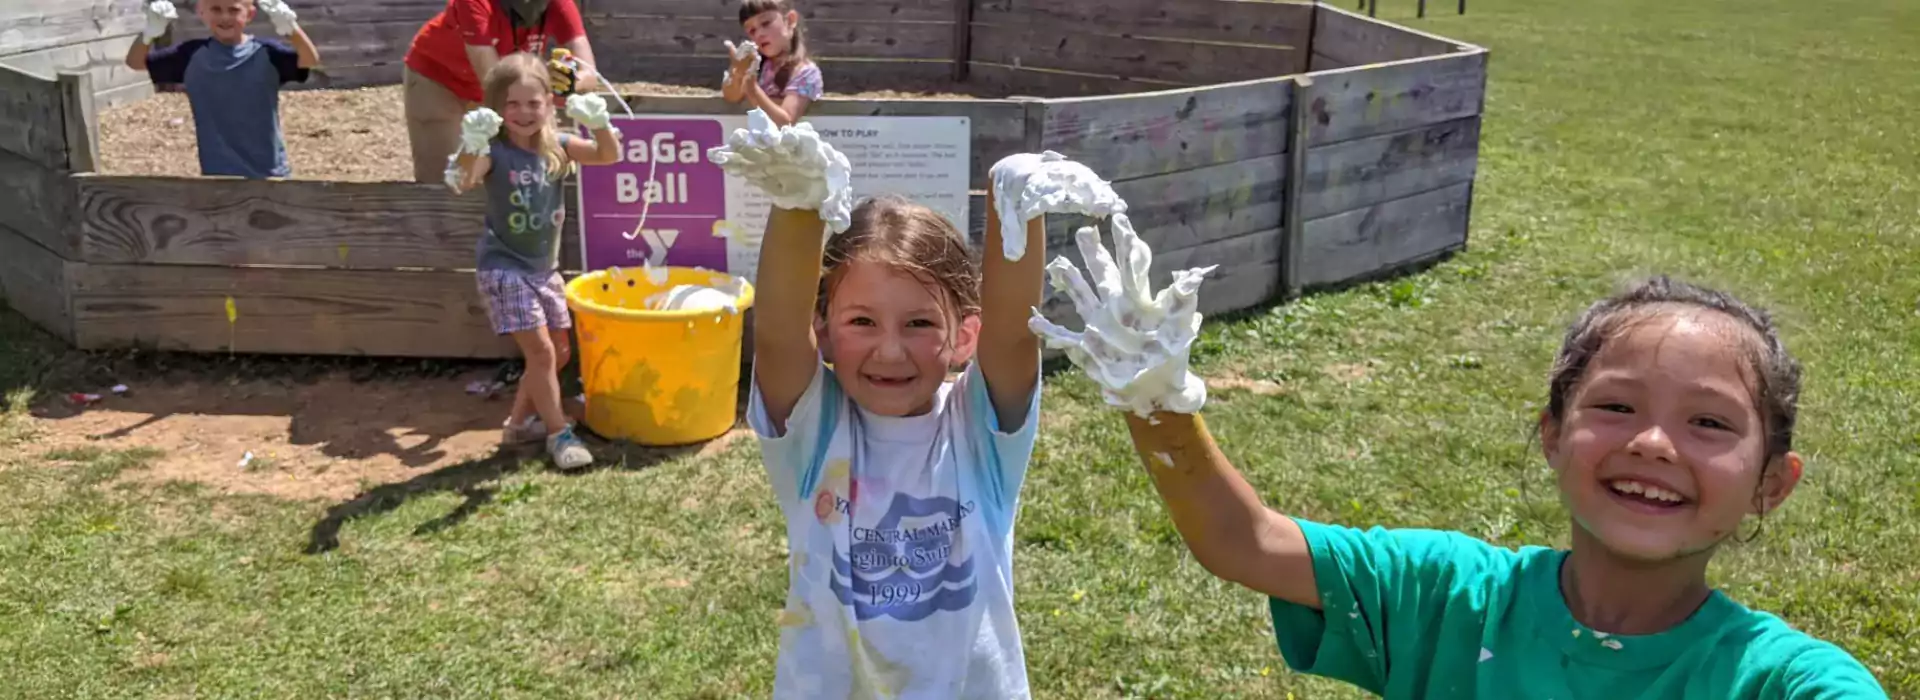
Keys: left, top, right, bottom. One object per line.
{"left": 146, "top": 36, "right": 309, "bottom": 178}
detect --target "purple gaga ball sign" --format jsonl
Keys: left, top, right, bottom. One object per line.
{"left": 577, "top": 115, "right": 972, "bottom": 281}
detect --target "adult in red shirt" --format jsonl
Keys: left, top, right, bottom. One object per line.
{"left": 401, "top": 0, "right": 603, "bottom": 183}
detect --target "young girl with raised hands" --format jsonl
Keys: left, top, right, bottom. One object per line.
{"left": 447, "top": 52, "right": 622, "bottom": 470}
{"left": 1032, "top": 253, "right": 1888, "bottom": 696}
{"left": 707, "top": 111, "right": 1124, "bottom": 698}
{"left": 720, "top": 0, "right": 822, "bottom": 127}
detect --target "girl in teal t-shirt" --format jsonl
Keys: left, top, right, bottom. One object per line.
{"left": 1037, "top": 268, "right": 1887, "bottom": 698}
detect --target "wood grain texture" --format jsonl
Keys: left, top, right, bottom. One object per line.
{"left": 76, "top": 175, "right": 491, "bottom": 269}
{"left": 593, "top": 55, "right": 958, "bottom": 94}
{"left": 592, "top": 17, "right": 953, "bottom": 61}
{"left": 0, "top": 223, "right": 76, "bottom": 342}
{"left": 70, "top": 263, "right": 516, "bottom": 357}
{"left": 0, "top": 0, "right": 143, "bottom": 57}
{"left": 1299, "top": 115, "right": 1478, "bottom": 220}
{"left": 973, "top": 0, "right": 1312, "bottom": 47}
{"left": 5, "top": 34, "right": 159, "bottom": 109}
{"left": 0, "top": 149, "right": 79, "bottom": 258}
{"left": 1281, "top": 74, "right": 1313, "bottom": 296}
{"left": 1040, "top": 154, "right": 1286, "bottom": 261}
{"left": 962, "top": 62, "right": 1174, "bottom": 98}
{"left": 60, "top": 71, "right": 99, "bottom": 172}
{"left": 586, "top": 0, "right": 956, "bottom": 24}
{"left": 1308, "top": 52, "right": 1354, "bottom": 72}
{"left": 1038, "top": 76, "right": 1292, "bottom": 181}
{"left": 1303, "top": 50, "right": 1485, "bottom": 146}
{"left": 967, "top": 21, "right": 1297, "bottom": 85}
{"left": 1297, "top": 180, "right": 1468, "bottom": 288}
{"left": 1312, "top": 4, "right": 1465, "bottom": 67}
{"left": 607, "top": 94, "right": 1028, "bottom": 188}
{"left": 0, "top": 64, "right": 68, "bottom": 169}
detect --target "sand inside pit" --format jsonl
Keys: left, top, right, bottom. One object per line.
{"left": 99, "top": 81, "right": 987, "bottom": 182}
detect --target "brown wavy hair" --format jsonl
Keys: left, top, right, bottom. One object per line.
{"left": 818, "top": 196, "right": 981, "bottom": 341}
{"left": 739, "top": 0, "right": 812, "bottom": 89}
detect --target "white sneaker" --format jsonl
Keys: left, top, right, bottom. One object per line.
{"left": 546, "top": 427, "right": 593, "bottom": 470}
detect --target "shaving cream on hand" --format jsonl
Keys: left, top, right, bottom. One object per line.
{"left": 1029, "top": 213, "right": 1216, "bottom": 417}
{"left": 706, "top": 109, "right": 854, "bottom": 234}
{"left": 989, "top": 151, "right": 1127, "bottom": 262}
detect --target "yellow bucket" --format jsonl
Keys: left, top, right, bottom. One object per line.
{"left": 564, "top": 266, "right": 756, "bottom": 446}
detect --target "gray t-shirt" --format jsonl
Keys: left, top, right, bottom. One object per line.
{"left": 476, "top": 135, "right": 573, "bottom": 274}
{"left": 145, "top": 37, "right": 307, "bottom": 178}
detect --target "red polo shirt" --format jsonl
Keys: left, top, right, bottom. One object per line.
{"left": 404, "top": 0, "right": 585, "bottom": 103}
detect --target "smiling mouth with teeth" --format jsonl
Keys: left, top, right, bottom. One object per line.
{"left": 1607, "top": 479, "right": 1688, "bottom": 506}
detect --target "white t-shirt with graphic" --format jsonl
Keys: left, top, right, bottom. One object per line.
{"left": 750, "top": 362, "right": 1041, "bottom": 699}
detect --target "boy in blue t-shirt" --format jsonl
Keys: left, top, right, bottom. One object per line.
{"left": 124, "top": 0, "right": 319, "bottom": 178}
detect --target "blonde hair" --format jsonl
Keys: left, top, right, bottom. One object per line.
{"left": 482, "top": 53, "right": 569, "bottom": 181}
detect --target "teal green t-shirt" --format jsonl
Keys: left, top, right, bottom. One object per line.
{"left": 1268, "top": 519, "right": 1887, "bottom": 699}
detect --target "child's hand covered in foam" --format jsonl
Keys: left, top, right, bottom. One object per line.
{"left": 1029, "top": 214, "right": 1216, "bottom": 417}
{"left": 706, "top": 108, "right": 854, "bottom": 234}
{"left": 256, "top": 0, "right": 299, "bottom": 36}
{"left": 722, "top": 40, "right": 762, "bottom": 85}
{"left": 459, "top": 108, "right": 502, "bottom": 156}
{"left": 565, "top": 94, "right": 612, "bottom": 131}
{"left": 990, "top": 151, "right": 1127, "bottom": 262}
{"left": 142, "top": 0, "right": 176, "bottom": 44}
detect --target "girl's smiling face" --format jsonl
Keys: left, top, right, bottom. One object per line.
{"left": 499, "top": 80, "right": 553, "bottom": 141}
{"left": 1542, "top": 311, "right": 1802, "bottom": 562}
{"left": 819, "top": 260, "right": 978, "bottom": 417}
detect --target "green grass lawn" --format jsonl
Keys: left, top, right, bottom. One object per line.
{"left": 4, "top": 0, "right": 1918, "bottom": 696}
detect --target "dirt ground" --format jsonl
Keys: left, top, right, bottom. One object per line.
{"left": 99, "top": 81, "right": 982, "bottom": 181}
{"left": 27, "top": 367, "right": 748, "bottom": 502}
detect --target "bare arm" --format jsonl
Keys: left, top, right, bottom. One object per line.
{"left": 464, "top": 44, "right": 501, "bottom": 85}
{"left": 976, "top": 190, "right": 1045, "bottom": 427}
{"left": 287, "top": 26, "right": 320, "bottom": 69}
{"left": 125, "top": 41, "right": 152, "bottom": 71}
{"left": 1126, "top": 412, "right": 1321, "bottom": 608}
{"left": 745, "top": 79, "right": 810, "bottom": 126}
{"left": 564, "top": 128, "right": 620, "bottom": 166}
{"left": 753, "top": 208, "right": 829, "bottom": 432}
{"left": 451, "top": 152, "right": 490, "bottom": 194}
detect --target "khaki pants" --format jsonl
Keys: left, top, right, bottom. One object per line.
{"left": 404, "top": 66, "right": 471, "bottom": 184}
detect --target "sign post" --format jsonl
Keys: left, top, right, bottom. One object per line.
{"left": 577, "top": 115, "right": 971, "bottom": 282}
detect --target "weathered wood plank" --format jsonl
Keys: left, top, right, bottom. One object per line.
{"left": 1313, "top": 4, "right": 1466, "bottom": 68}
{"left": 973, "top": 0, "right": 1312, "bottom": 48}
{"left": 0, "top": 224, "right": 76, "bottom": 342}
{"left": 607, "top": 94, "right": 1028, "bottom": 189}
{"left": 0, "top": 150, "right": 78, "bottom": 258}
{"left": 1297, "top": 181, "right": 1469, "bottom": 288}
{"left": 1042, "top": 154, "right": 1286, "bottom": 257}
{"left": 1281, "top": 73, "right": 1313, "bottom": 296}
{"left": 592, "top": 17, "right": 953, "bottom": 61}
{"left": 1300, "top": 115, "right": 1478, "bottom": 220}
{"left": 75, "top": 175, "right": 494, "bottom": 269}
{"left": 593, "top": 55, "right": 958, "bottom": 94}
{"left": 1039, "top": 76, "right": 1292, "bottom": 181}
{"left": 60, "top": 72, "right": 99, "bottom": 172}
{"left": 1308, "top": 52, "right": 1355, "bottom": 72}
{"left": 968, "top": 21, "right": 1298, "bottom": 86}
{"left": 1303, "top": 50, "right": 1485, "bottom": 147}
{"left": 963, "top": 63, "right": 1174, "bottom": 99}
{"left": 310, "top": 63, "right": 402, "bottom": 89}
{"left": 1, "top": 33, "right": 153, "bottom": 102}
{"left": 70, "top": 264, "right": 516, "bottom": 358}
{"left": 0, "top": 0, "right": 143, "bottom": 57}
{"left": 586, "top": 0, "right": 956, "bottom": 24}
{"left": 0, "top": 65, "right": 69, "bottom": 169}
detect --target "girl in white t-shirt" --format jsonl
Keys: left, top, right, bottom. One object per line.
{"left": 710, "top": 111, "right": 1125, "bottom": 698}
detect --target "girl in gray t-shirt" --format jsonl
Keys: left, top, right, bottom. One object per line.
{"left": 446, "top": 52, "right": 621, "bottom": 470}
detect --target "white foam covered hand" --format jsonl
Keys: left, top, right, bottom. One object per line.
{"left": 459, "top": 108, "right": 502, "bottom": 156}
{"left": 566, "top": 93, "right": 612, "bottom": 130}
{"left": 721, "top": 40, "right": 762, "bottom": 85}
{"left": 142, "top": 0, "right": 176, "bottom": 44}
{"left": 443, "top": 154, "right": 464, "bottom": 193}
{"left": 706, "top": 108, "right": 854, "bottom": 234}
{"left": 1029, "top": 214, "right": 1216, "bottom": 418}
{"left": 990, "top": 151, "right": 1127, "bottom": 262}
{"left": 257, "top": 0, "right": 299, "bottom": 36}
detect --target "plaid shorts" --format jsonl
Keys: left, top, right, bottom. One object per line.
{"left": 477, "top": 269, "right": 572, "bottom": 335}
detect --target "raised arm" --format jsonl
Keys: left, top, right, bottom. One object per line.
{"left": 126, "top": 0, "right": 176, "bottom": 71}
{"left": 562, "top": 94, "right": 622, "bottom": 166}
{"left": 976, "top": 190, "right": 1045, "bottom": 427}
{"left": 706, "top": 109, "right": 855, "bottom": 430}
{"left": 1125, "top": 413, "right": 1319, "bottom": 607}
{"left": 287, "top": 26, "right": 320, "bottom": 68}
{"left": 720, "top": 40, "right": 759, "bottom": 104}
{"left": 256, "top": 0, "right": 318, "bottom": 68}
